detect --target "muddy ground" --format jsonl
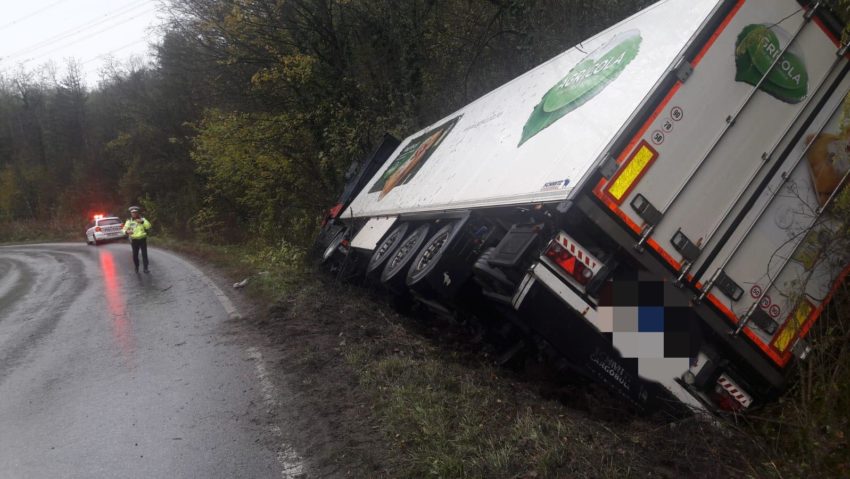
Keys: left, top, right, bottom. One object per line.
{"left": 224, "top": 270, "right": 777, "bottom": 479}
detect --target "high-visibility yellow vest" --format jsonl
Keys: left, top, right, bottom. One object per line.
{"left": 123, "top": 218, "right": 151, "bottom": 239}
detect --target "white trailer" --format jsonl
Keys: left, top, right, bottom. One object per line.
{"left": 324, "top": 0, "right": 850, "bottom": 413}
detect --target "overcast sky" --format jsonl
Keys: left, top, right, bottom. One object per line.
{"left": 0, "top": 0, "right": 163, "bottom": 87}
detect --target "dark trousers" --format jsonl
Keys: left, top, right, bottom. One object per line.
{"left": 131, "top": 238, "right": 149, "bottom": 270}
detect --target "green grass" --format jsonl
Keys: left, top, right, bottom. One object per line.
{"left": 0, "top": 219, "right": 80, "bottom": 244}
{"left": 154, "top": 235, "right": 309, "bottom": 302}
{"left": 352, "top": 355, "right": 573, "bottom": 478}
{"left": 340, "top": 315, "right": 765, "bottom": 478}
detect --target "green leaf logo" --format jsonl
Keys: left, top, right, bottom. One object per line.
{"left": 734, "top": 24, "right": 808, "bottom": 104}
{"left": 520, "top": 30, "right": 641, "bottom": 146}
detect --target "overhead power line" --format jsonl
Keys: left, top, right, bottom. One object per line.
{"left": 0, "top": 0, "right": 154, "bottom": 64}
{"left": 13, "top": 9, "right": 157, "bottom": 66}
{"left": 0, "top": 0, "right": 72, "bottom": 32}
{"left": 1, "top": 0, "right": 152, "bottom": 61}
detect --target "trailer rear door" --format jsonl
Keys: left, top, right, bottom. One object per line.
{"left": 593, "top": 0, "right": 850, "bottom": 366}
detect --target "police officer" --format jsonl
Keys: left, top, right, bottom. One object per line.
{"left": 123, "top": 206, "right": 152, "bottom": 273}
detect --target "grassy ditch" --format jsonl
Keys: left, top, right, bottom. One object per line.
{"left": 269, "top": 277, "right": 772, "bottom": 478}
{"left": 344, "top": 331, "right": 748, "bottom": 478}
{"left": 154, "top": 236, "right": 309, "bottom": 301}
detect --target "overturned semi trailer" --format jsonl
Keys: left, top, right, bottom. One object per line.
{"left": 321, "top": 0, "right": 850, "bottom": 413}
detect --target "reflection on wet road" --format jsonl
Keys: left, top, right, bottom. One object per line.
{"left": 0, "top": 243, "right": 283, "bottom": 478}
{"left": 98, "top": 249, "right": 135, "bottom": 366}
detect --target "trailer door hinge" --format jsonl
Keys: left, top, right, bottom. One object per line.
{"left": 714, "top": 270, "right": 744, "bottom": 302}
{"left": 599, "top": 153, "right": 618, "bottom": 179}
{"left": 630, "top": 193, "right": 662, "bottom": 226}
{"left": 749, "top": 308, "right": 778, "bottom": 335}
{"left": 674, "top": 58, "right": 694, "bottom": 83}
{"left": 670, "top": 229, "right": 701, "bottom": 263}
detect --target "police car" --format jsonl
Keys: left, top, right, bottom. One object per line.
{"left": 85, "top": 215, "right": 126, "bottom": 245}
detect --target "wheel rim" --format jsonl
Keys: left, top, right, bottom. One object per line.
{"left": 388, "top": 232, "right": 421, "bottom": 271}
{"left": 413, "top": 231, "right": 449, "bottom": 274}
{"left": 371, "top": 229, "right": 402, "bottom": 267}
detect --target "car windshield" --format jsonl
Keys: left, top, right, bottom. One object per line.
{"left": 98, "top": 218, "right": 122, "bottom": 226}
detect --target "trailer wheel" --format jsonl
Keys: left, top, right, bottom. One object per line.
{"left": 321, "top": 228, "right": 347, "bottom": 264}
{"left": 380, "top": 224, "right": 431, "bottom": 285}
{"left": 406, "top": 222, "right": 454, "bottom": 287}
{"left": 366, "top": 222, "right": 409, "bottom": 275}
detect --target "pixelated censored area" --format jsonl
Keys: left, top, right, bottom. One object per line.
{"left": 596, "top": 279, "right": 701, "bottom": 359}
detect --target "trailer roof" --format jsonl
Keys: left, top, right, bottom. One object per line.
{"left": 345, "top": 0, "right": 724, "bottom": 219}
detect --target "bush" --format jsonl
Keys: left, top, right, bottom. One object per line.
{"left": 750, "top": 284, "right": 850, "bottom": 477}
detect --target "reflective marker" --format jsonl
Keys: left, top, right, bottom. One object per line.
{"left": 607, "top": 141, "right": 659, "bottom": 203}
{"left": 772, "top": 300, "right": 813, "bottom": 353}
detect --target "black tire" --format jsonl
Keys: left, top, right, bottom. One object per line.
{"left": 321, "top": 228, "right": 347, "bottom": 264}
{"left": 380, "top": 224, "right": 430, "bottom": 285}
{"left": 406, "top": 222, "right": 455, "bottom": 287}
{"left": 366, "top": 222, "right": 410, "bottom": 276}
{"left": 92, "top": 235, "right": 98, "bottom": 246}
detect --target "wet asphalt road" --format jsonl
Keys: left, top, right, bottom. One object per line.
{"left": 0, "top": 242, "right": 289, "bottom": 478}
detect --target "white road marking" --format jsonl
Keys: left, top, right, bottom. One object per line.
{"left": 153, "top": 248, "right": 242, "bottom": 320}
{"left": 248, "top": 347, "right": 306, "bottom": 479}
{"left": 156, "top": 248, "right": 305, "bottom": 478}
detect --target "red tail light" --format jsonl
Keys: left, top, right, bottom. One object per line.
{"left": 712, "top": 390, "right": 744, "bottom": 412}
{"left": 95, "top": 226, "right": 102, "bottom": 232}
{"left": 338, "top": 239, "right": 351, "bottom": 254}
{"left": 545, "top": 243, "right": 593, "bottom": 285}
